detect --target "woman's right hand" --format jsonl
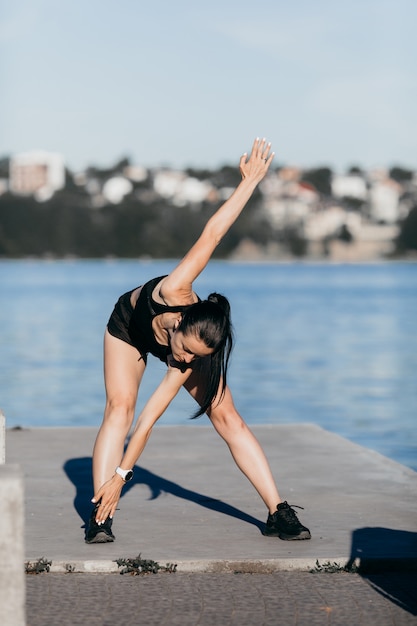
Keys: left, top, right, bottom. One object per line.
{"left": 92, "top": 474, "right": 125, "bottom": 523}
{"left": 239, "top": 137, "right": 274, "bottom": 184}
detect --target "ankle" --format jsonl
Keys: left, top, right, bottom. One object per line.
{"left": 268, "top": 501, "right": 281, "bottom": 515}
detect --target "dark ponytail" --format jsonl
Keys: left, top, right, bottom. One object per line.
{"left": 178, "top": 293, "right": 234, "bottom": 418}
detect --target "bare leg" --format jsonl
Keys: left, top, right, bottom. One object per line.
{"left": 184, "top": 369, "right": 281, "bottom": 515}
{"left": 92, "top": 330, "right": 146, "bottom": 492}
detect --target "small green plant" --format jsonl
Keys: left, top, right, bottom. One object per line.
{"left": 25, "top": 557, "right": 52, "bottom": 575}
{"left": 310, "top": 559, "right": 359, "bottom": 574}
{"left": 115, "top": 554, "right": 177, "bottom": 576}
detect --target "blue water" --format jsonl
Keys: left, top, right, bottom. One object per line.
{"left": 0, "top": 259, "right": 416, "bottom": 471}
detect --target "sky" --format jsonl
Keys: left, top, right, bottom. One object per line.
{"left": 1, "top": 0, "right": 416, "bottom": 173}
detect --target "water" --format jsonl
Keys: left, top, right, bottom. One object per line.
{"left": 0, "top": 259, "right": 416, "bottom": 471}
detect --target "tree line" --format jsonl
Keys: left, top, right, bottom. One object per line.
{"left": 0, "top": 162, "right": 416, "bottom": 258}
{"left": 0, "top": 187, "right": 278, "bottom": 258}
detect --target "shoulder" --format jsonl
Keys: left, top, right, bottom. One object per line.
{"left": 157, "top": 276, "right": 198, "bottom": 307}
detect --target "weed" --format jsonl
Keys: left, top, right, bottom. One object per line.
{"left": 310, "top": 559, "right": 359, "bottom": 574}
{"left": 115, "top": 554, "right": 177, "bottom": 576}
{"left": 25, "top": 557, "right": 52, "bottom": 575}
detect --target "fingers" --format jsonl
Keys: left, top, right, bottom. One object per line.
{"left": 91, "top": 488, "right": 103, "bottom": 507}
{"left": 92, "top": 485, "right": 120, "bottom": 524}
{"left": 264, "top": 148, "right": 275, "bottom": 166}
{"left": 94, "top": 498, "right": 116, "bottom": 524}
{"left": 250, "top": 137, "right": 274, "bottom": 164}
{"left": 239, "top": 138, "right": 274, "bottom": 182}
{"left": 251, "top": 136, "right": 264, "bottom": 156}
{"left": 259, "top": 138, "right": 273, "bottom": 160}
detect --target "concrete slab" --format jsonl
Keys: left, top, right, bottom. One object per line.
{"left": 0, "top": 464, "right": 25, "bottom": 626}
{"left": 6, "top": 424, "right": 417, "bottom": 572}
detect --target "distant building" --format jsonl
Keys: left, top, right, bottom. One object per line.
{"left": 9, "top": 151, "right": 65, "bottom": 200}
{"left": 261, "top": 171, "right": 319, "bottom": 229}
{"left": 331, "top": 174, "right": 367, "bottom": 200}
{"left": 304, "top": 206, "right": 362, "bottom": 240}
{"left": 369, "top": 179, "right": 401, "bottom": 223}
{"left": 153, "top": 170, "right": 213, "bottom": 206}
{"left": 102, "top": 176, "right": 133, "bottom": 204}
{"left": 124, "top": 164, "right": 148, "bottom": 183}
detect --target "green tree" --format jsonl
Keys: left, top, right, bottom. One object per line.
{"left": 389, "top": 166, "right": 413, "bottom": 183}
{"left": 396, "top": 205, "right": 417, "bottom": 252}
{"left": 300, "top": 167, "right": 333, "bottom": 196}
{"left": 347, "top": 165, "right": 363, "bottom": 175}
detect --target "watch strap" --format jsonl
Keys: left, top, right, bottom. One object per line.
{"left": 115, "top": 466, "right": 133, "bottom": 481}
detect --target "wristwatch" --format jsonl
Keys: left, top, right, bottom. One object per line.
{"left": 115, "top": 466, "right": 134, "bottom": 482}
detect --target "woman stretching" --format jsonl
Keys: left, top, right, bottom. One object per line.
{"left": 86, "top": 138, "right": 311, "bottom": 543}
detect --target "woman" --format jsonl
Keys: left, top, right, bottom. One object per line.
{"left": 86, "top": 138, "right": 311, "bottom": 543}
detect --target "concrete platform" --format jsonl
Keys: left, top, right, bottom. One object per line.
{"left": 6, "top": 424, "right": 417, "bottom": 573}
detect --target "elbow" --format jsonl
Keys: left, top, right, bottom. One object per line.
{"left": 136, "top": 422, "right": 153, "bottom": 440}
{"left": 132, "top": 420, "right": 154, "bottom": 446}
{"left": 204, "top": 222, "right": 222, "bottom": 248}
{"left": 144, "top": 426, "right": 153, "bottom": 444}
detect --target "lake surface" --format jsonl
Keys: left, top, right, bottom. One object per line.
{"left": 0, "top": 259, "right": 416, "bottom": 471}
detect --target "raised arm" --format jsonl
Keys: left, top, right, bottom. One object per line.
{"left": 160, "top": 138, "right": 274, "bottom": 302}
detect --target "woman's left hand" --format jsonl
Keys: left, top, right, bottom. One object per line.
{"left": 239, "top": 137, "right": 274, "bottom": 184}
{"left": 92, "top": 474, "right": 125, "bottom": 523}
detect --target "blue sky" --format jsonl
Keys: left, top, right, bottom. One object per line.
{"left": 1, "top": 0, "right": 416, "bottom": 172}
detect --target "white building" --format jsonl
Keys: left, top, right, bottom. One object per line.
{"left": 153, "top": 170, "right": 212, "bottom": 206}
{"left": 304, "top": 206, "right": 362, "bottom": 240}
{"left": 262, "top": 180, "right": 318, "bottom": 229}
{"left": 102, "top": 176, "right": 133, "bottom": 204}
{"left": 369, "top": 180, "right": 401, "bottom": 223}
{"left": 124, "top": 165, "right": 148, "bottom": 183}
{"left": 331, "top": 174, "right": 367, "bottom": 200}
{"left": 9, "top": 151, "right": 65, "bottom": 200}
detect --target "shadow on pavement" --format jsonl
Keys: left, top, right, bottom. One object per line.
{"left": 347, "top": 527, "right": 417, "bottom": 616}
{"left": 63, "top": 456, "right": 264, "bottom": 534}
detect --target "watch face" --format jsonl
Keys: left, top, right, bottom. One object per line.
{"left": 124, "top": 470, "right": 134, "bottom": 482}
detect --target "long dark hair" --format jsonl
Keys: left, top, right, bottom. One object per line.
{"left": 178, "top": 293, "right": 234, "bottom": 418}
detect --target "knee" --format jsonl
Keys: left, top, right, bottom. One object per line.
{"left": 103, "top": 395, "right": 136, "bottom": 432}
{"left": 209, "top": 402, "right": 246, "bottom": 438}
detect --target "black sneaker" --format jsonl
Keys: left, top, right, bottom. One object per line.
{"left": 262, "top": 501, "right": 311, "bottom": 540}
{"left": 85, "top": 503, "right": 115, "bottom": 544}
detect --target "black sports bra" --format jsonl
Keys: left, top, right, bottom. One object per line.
{"left": 128, "top": 275, "right": 198, "bottom": 363}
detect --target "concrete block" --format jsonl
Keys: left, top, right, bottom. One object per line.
{"left": 0, "top": 410, "right": 5, "bottom": 464}
{"left": 0, "top": 464, "right": 25, "bottom": 626}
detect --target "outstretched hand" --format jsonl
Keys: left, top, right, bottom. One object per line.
{"left": 239, "top": 137, "right": 274, "bottom": 184}
{"left": 92, "top": 474, "right": 125, "bottom": 524}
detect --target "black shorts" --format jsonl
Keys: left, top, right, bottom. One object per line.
{"left": 107, "top": 289, "right": 146, "bottom": 358}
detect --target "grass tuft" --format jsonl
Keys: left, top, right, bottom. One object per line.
{"left": 25, "top": 557, "right": 52, "bottom": 575}
{"left": 115, "top": 554, "right": 177, "bottom": 576}
{"left": 310, "top": 559, "right": 359, "bottom": 574}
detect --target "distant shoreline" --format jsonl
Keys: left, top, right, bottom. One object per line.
{"left": 1, "top": 254, "right": 416, "bottom": 264}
